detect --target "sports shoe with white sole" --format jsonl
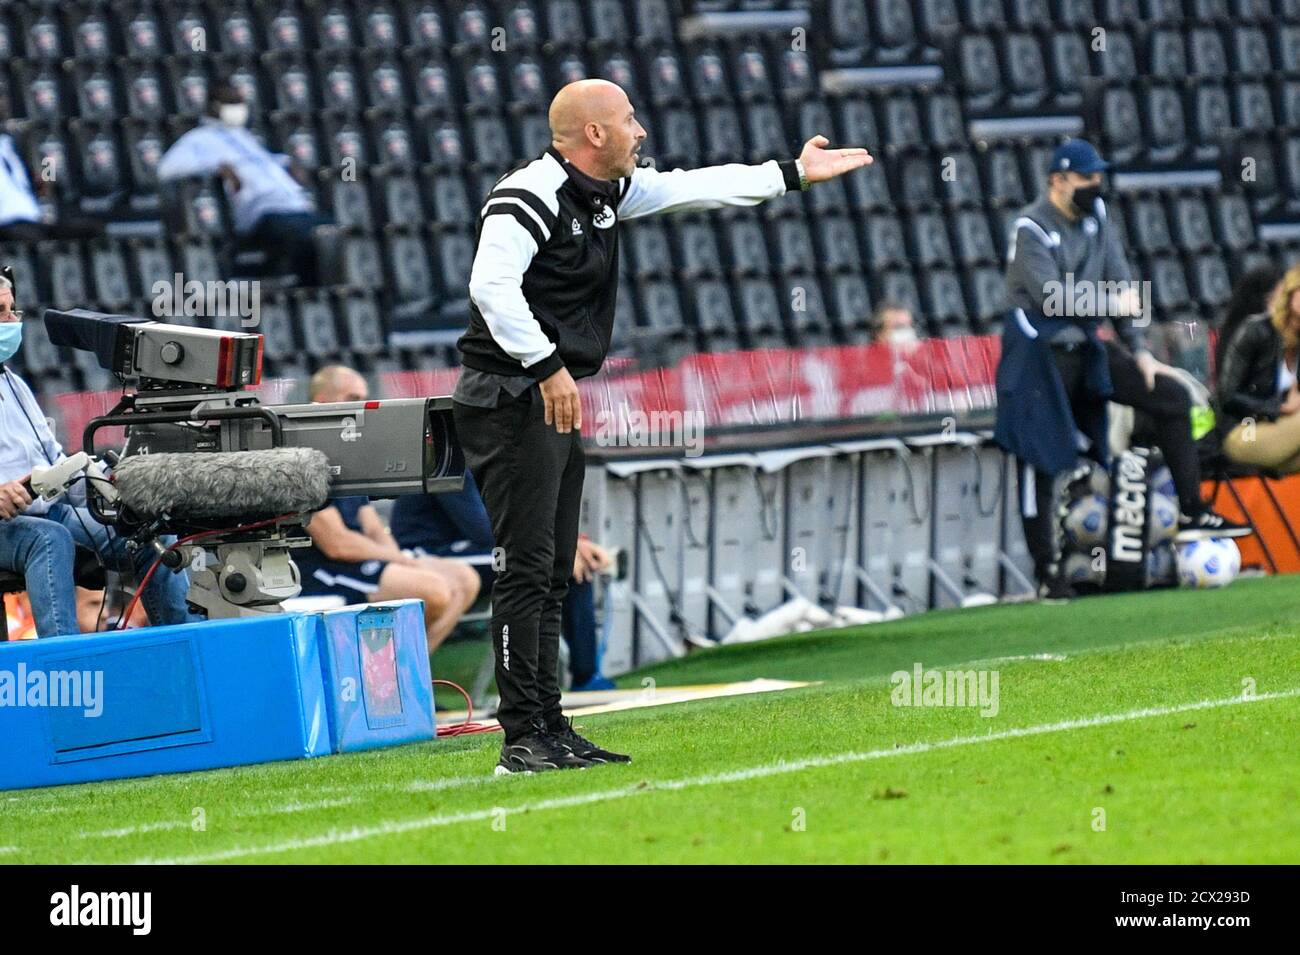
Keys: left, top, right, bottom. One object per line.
{"left": 1176, "top": 509, "right": 1251, "bottom": 542}
{"left": 494, "top": 730, "right": 593, "bottom": 775}
{"left": 548, "top": 715, "right": 631, "bottom": 764}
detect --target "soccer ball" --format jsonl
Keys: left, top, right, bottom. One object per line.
{"left": 1176, "top": 537, "right": 1241, "bottom": 589}
{"left": 1063, "top": 493, "right": 1108, "bottom": 548}
{"left": 1062, "top": 550, "right": 1104, "bottom": 587}
{"left": 1147, "top": 492, "right": 1179, "bottom": 545}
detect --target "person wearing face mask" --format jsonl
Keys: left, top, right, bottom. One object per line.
{"left": 0, "top": 92, "right": 105, "bottom": 242}
{"left": 995, "top": 139, "right": 1247, "bottom": 601}
{"left": 157, "top": 79, "right": 327, "bottom": 284}
{"left": 870, "top": 301, "right": 919, "bottom": 349}
{"left": 0, "top": 269, "right": 199, "bottom": 636}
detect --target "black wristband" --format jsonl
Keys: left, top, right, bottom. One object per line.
{"left": 778, "top": 159, "right": 803, "bottom": 193}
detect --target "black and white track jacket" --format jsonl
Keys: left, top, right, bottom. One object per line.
{"left": 456, "top": 146, "right": 803, "bottom": 381}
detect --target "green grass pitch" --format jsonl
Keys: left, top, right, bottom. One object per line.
{"left": 3, "top": 576, "right": 1298, "bottom": 864}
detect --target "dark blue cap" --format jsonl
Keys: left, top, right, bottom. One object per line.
{"left": 1048, "top": 139, "right": 1109, "bottom": 175}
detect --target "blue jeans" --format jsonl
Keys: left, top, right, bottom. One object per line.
{"left": 0, "top": 514, "right": 78, "bottom": 637}
{"left": 0, "top": 504, "right": 198, "bottom": 637}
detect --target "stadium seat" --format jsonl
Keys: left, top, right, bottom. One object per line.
{"left": 88, "top": 242, "right": 132, "bottom": 309}
{"left": 384, "top": 232, "right": 434, "bottom": 304}
{"left": 40, "top": 241, "right": 88, "bottom": 307}
{"left": 628, "top": 222, "right": 674, "bottom": 280}
{"left": 1171, "top": 195, "right": 1214, "bottom": 253}
{"left": 921, "top": 269, "right": 968, "bottom": 329}
{"left": 953, "top": 209, "right": 996, "bottom": 266}
{"left": 846, "top": 159, "right": 893, "bottom": 211}
{"left": 876, "top": 269, "right": 921, "bottom": 313}
{"left": 1189, "top": 83, "right": 1231, "bottom": 160}
{"left": 1099, "top": 86, "right": 1142, "bottom": 164}
{"left": 1004, "top": 35, "right": 1048, "bottom": 110}
{"left": 736, "top": 277, "right": 783, "bottom": 336}
{"left": 1190, "top": 253, "right": 1233, "bottom": 309}
{"left": 926, "top": 95, "right": 964, "bottom": 150}
{"left": 1131, "top": 197, "right": 1175, "bottom": 255}
{"left": 744, "top": 102, "right": 788, "bottom": 163}
{"left": 1150, "top": 256, "right": 1192, "bottom": 311}
{"left": 1231, "top": 26, "right": 1272, "bottom": 76}
{"left": 1147, "top": 30, "right": 1187, "bottom": 80}
{"left": 830, "top": 273, "right": 872, "bottom": 331}
{"left": 120, "top": 6, "right": 166, "bottom": 59}
{"left": 956, "top": 36, "right": 1001, "bottom": 112}
{"left": 910, "top": 213, "right": 954, "bottom": 269}
{"left": 1143, "top": 86, "right": 1187, "bottom": 162}
{"left": 675, "top": 219, "right": 724, "bottom": 280}
{"left": 341, "top": 234, "right": 385, "bottom": 289}
{"left": 960, "top": 0, "right": 1005, "bottom": 31}
{"left": 638, "top": 278, "right": 686, "bottom": 335}
{"left": 295, "top": 290, "right": 341, "bottom": 358}
{"left": 982, "top": 148, "right": 1026, "bottom": 208}
{"left": 967, "top": 266, "right": 1006, "bottom": 324}
{"left": 689, "top": 279, "right": 737, "bottom": 335}
{"left": 895, "top": 153, "right": 937, "bottom": 209}
{"left": 725, "top": 218, "right": 772, "bottom": 276}
{"left": 813, "top": 216, "right": 861, "bottom": 274}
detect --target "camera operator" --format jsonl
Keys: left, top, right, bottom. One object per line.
{"left": 0, "top": 271, "right": 198, "bottom": 635}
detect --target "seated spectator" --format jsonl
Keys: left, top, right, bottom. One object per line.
{"left": 157, "top": 78, "right": 327, "bottom": 284}
{"left": 870, "top": 301, "right": 918, "bottom": 348}
{"left": 0, "top": 268, "right": 194, "bottom": 636}
{"left": 1219, "top": 264, "right": 1300, "bottom": 474}
{"left": 294, "top": 366, "right": 480, "bottom": 653}
{"left": 1215, "top": 264, "right": 1282, "bottom": 379}
{"left": 0, "top": 91, "right": 105, "bottom": 242}
{"left": 391, "top": 469, "right": 617, "bottom": 691}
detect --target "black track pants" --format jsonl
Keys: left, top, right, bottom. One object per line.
{"left": 452, "top": 385, "right": 585, "bottom": 742}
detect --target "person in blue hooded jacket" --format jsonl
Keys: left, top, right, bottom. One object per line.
{"left": 995, "top": 140, "right": 1247, "bottom": 599}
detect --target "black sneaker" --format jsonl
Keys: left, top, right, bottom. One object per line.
{"left": 495, "top": 730, "right": 593, "bottom": 775}
{"left": 1037, "top": 574, "right": 1076, "bottom": 603}
{"left": 1176, "top": 509, "right": 1251, "bottom": 542}
{"left": 548, "top": 715, "right": 632, "bottom": 764}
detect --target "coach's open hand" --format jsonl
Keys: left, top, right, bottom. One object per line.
{"left": 540, "top": 366, "right": 582, "bottom": 434}
{"left": 799, "top": 135, "right": 873, "bottom": 183}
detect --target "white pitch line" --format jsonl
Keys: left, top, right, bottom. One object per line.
{"left": 79, "top": 797, "right": 358, "bottom": 840}
{"left": 85, "top": 820, "right": 187, "bottom": 839}
{"left": 0, "top": 847, "right": 19, "bottom": 855}
{"left": 130, "top": 687, "right": 1300, "bottom": 865}
{"left": 20, "top": 628, "right": 1299, "bottom": 818}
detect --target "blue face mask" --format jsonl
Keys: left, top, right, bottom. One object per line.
{"left": 0, "top": 321, "right": 21, "bottom": 363}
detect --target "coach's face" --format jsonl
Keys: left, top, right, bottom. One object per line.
{"left": 595, "top": 87, "right": 646, "bottom": 179}
{"left": 0, "top": 286, "right": 16, "bottom": 323}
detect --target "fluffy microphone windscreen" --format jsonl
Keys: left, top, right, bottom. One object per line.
{"left": 114, "top": 447, "right": 332, "bottom": 520}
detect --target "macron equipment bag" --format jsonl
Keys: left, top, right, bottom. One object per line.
{"left": 1103, "top": 446, "right": 1154, "bottom": 592}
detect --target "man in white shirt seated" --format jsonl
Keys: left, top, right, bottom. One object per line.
{"left": 0, "top": 268, "right": 196, "bottom": 635}
{"left": 157, "top": 79, "right": 329, "bottom": 284}
{"left": 0, "top": 91, "right": 105, "bottom": 242}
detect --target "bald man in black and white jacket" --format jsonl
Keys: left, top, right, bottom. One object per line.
{"left": 455, "top": 78, "right": 872, "bottom": 774}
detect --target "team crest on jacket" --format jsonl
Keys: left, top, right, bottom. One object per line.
{"left": 592, "top": 205, "right": 616, "bottom": 229}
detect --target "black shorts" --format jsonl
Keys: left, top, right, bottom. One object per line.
{"left": 294, "top": 556, "right": 389, "bottom": 599}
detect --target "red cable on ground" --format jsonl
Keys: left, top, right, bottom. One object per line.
{"left": 117, "top": 514, "right": 295, "bottom": 629}
{"left": 432, "top": 678, "right": 500, "bottom": 736}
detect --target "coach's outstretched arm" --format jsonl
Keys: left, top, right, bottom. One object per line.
{"left": 617, "top": 135, "right": 874, "bottom": 220}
